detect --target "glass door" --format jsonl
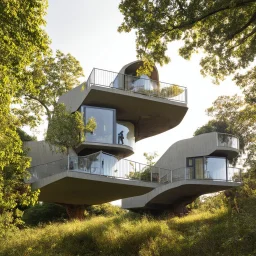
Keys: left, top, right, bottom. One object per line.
{"left": 195, "top": 157, "right": 204, "bottom": 179}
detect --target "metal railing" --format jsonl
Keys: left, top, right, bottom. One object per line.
{"left": 160, "top": 167, "right": 242, "bottom": 183}
{"left": 86, "top": 68, "right": 187, "bottom": 104}
{"left": 217, "top": 133, "right": 239, "bottom": 150}
{"left": 26, "top": 152, "right": 241, "bottom": 185}
{"left": 26, "top": 152, "right": 163, "bottom": 184}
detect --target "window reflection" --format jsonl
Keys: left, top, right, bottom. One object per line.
{"left": 116, "top": 121, "right": 135, "bottom": 148}
{"left": 205, "top": 157, "right": 226, "bottom": 180}
{"left": 217, "top": 134, "right": 239, "bottom": 149}
{"left": 187, "top": 156, "right": 227, "bottom": 180}
{"left": 84, "top": 107, "right": 114, "bottom": 144}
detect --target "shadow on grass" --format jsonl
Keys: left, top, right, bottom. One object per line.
{"left": 1, "top": 204, "right": 256, "bottom": 256}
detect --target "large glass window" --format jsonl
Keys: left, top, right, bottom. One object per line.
{"left": 186, "top": 156, "right": 227, "bottom": 180}
{"left": 205, "top": 157, "right": 227, "bottom": 180}
{"left": 85, "top": 106, "right": 115, "bottom": 144}
{"left": 116, "top": 121, "right": 135, "bottom": 148}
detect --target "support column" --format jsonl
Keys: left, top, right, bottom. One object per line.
{"left": 63, "top": 204, "right": 88, "bottom": 220}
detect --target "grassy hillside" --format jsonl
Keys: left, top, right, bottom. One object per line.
{"left": 1, "top": 198, "right": 256, "bottom": 256}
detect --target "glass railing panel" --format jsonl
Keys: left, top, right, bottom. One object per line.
{"left": 228, "top": 167, "right": 241, "bottom": 182}
{"left": 217, "top": 133, "right": 239, "bottom": 149}
{"left": 186, "top": 167, "right": 194, "bottom": 180}
{"left": 27, "top": 151, "right": 241, "bottom": 185}
{"left": 172, "top": 168, "right": 186, "bottom": 182}
{"left": 27, "top": 158, "right": 68, "bottom": 182}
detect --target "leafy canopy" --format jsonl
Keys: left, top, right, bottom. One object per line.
{"left": 13, "top": 50, "right": 84, "bottom": 126}
{"left": 119, "top": 0, "right": 256, "bottom": 84}
{"left": 46, "top": 104, "right": 97, "bottom": 154}
{"left": 0, "top": 0, "right": 49, "bottom": 234}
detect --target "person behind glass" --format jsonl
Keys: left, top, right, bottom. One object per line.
{"left": 118, "top": 131, "right": 124, "bottom": 144}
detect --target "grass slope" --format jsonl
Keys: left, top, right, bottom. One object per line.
{"left": 1, "top": 199, "right": 256, "bottom": 256}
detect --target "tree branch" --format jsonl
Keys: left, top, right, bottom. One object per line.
{"left": 164, "top": 0, "right": 256, "bottom": 34}
{"left": 25, "top": 94, "right": 52, "bottom": 121}
{"left": 228, "top": 26, "right": 256, "bottom": 51}
{"left": 228, "top": 11, "right": 256, "bottom": 40}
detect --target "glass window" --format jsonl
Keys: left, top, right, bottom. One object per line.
{"left": 205, "top": 157, "right": 227, "bottom": 180}
{"left": 85, "top": 107, "right": 114, "bottom": 144}
{"left": 187, "top": 158, "right": 193, "bottom": 167}
{"left": 116, "top": 121, "right": 135, "bottom": 148}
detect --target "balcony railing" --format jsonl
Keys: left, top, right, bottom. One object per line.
{"left": 86, "top": 68, "right": 187, "bottom": 104}
{"left": 160, "top": 167, "right": 242, "bottom": 183}
{"left": 217, "top": 133, "right": 239, "bottom": 150}
{"left": 26, "top": 152, "right": 162, "bottom": 184}
{"left": 27, "top": 152, "right": 241, "bottom": 185}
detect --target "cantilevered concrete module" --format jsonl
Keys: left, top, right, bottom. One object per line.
{"left": 122, "top": 132, "right": 242, "bottom": 212}
{"left": 31, "top": 171, "right": 158, "bottom": 205}
{"left": 58, "top": 60, "right": 188, "bottom": 157}
{"left": 25, "top": 61, "right": 241, "bottom": 212}
{"left": 122, "top": 180, "right": 240, "bottom": 211}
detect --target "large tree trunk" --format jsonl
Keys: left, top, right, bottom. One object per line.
{"left": 64, "top": 204, "right": 88, "bottom": 220}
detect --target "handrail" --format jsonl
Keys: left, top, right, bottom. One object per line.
{"left": 26, "top": 154, "right": 242, "bottom": 185}
{"left": 86, "top": 68, "right": 187, "bottom": 104}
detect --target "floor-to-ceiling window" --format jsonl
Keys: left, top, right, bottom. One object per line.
{"left": 83, "top": 106, "right": 115, "bottom": 144}
{"left": 187, "top": 156, "right": 227, "bottom": 180}
{"left": 204, "top": 157, "right": 227, "bottom": 180}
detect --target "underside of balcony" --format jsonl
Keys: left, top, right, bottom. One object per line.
{"left": 81, "top": 86, "right": 188, "bottom": 141}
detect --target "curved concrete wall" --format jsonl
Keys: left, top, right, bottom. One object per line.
{"left": 122, "top": 132, "right": 240, "bottom": 211}
{"left": 24, "top": 141, "right": 77, "bottom": 166}
{"left": 155, "top": 132, "right": 239, "bottom": 171}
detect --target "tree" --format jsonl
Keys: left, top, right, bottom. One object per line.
{"left": 144, "top": 152, "right": 158, "bottom": 166}
{"left": 128, "top": 152, "right": 158, "bottom": 181}
{"left": 194, "top": 94, "right": 256, "bottom": 213}
{"left": 0, "top": 0, "right": 49, "bottom": 168}
{"left": 118, "top": 0, "right": 256, "bottom": 84}
{"left": 0, "top": 130, "right": 40, "bottom": 236}
{"left": 45, "top": 104, "right": 97, "bottom": 154}
{"left": 13, "top": 50, "right": 84, "bottom": 127}
{"left": 194, "top": 119, "right": 245, "bottom": 153}
{"left": 0, "top": 0, "right": 49, "bottom": 233}
{"left": 206, "top": 95, "right": 255, "bottom": 167}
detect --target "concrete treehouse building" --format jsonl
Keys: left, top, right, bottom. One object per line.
{"left": 25, "top": 61, "right": 241, "bottom": 214}
{"left": 122, "top": 132, "right": 241, "bottom": 213}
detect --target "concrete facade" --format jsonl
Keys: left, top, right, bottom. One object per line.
{"left": 122, "top": 132, "right": 241, "bottom": 212}
{"left": 25, "top": 61, "right": 241, "bottom": 209}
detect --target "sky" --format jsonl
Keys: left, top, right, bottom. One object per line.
{"left": 35, "top": 0, "right": 241, "bottom": 164}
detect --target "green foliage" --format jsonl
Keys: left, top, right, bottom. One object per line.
{"left": 85, "top": 203, "right": 125, "bottom": 217}
{"left": 119, "top": 0, "right": 256, "bottom": 85}
{"left": 46, "top": 104, "right": 97, "bottom": 154}
{"left": 1, "top": 198, "right": 256, "bottom": 255}
{"left": 17, "top": 129, "right": 36, "bottom": 142}
{"left": 0, "top": 0, "right": 49, "bottom": 235}
{"left": 22, "top": 203, "right": 68, "bottom": 226}
{"left": 143, "top": 152, "right": 158, "bottom": 166}
{"left": 206, "top": 95, "right": 255, "bottom": 168}
{"left": 14, "top": 50, "right": 84, "bottom": 125}
{"left": 194, "top": 120, "right": 245, "bottom": 152}
{"left": 128, "top": 152, "right": 158, "bottom": 181}
{"left": 135, "top": 85, "right": 183, "bottom": 98}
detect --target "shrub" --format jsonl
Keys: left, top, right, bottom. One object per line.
{"left": 22, "top": 203, "right": 68, "bottom": 226}
{"left": 85, "top": 203, "right": 125, "bottom": 217}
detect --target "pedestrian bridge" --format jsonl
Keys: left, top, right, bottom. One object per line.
{"left": 27, "top": 151, "right": 241, "bottom": 206}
